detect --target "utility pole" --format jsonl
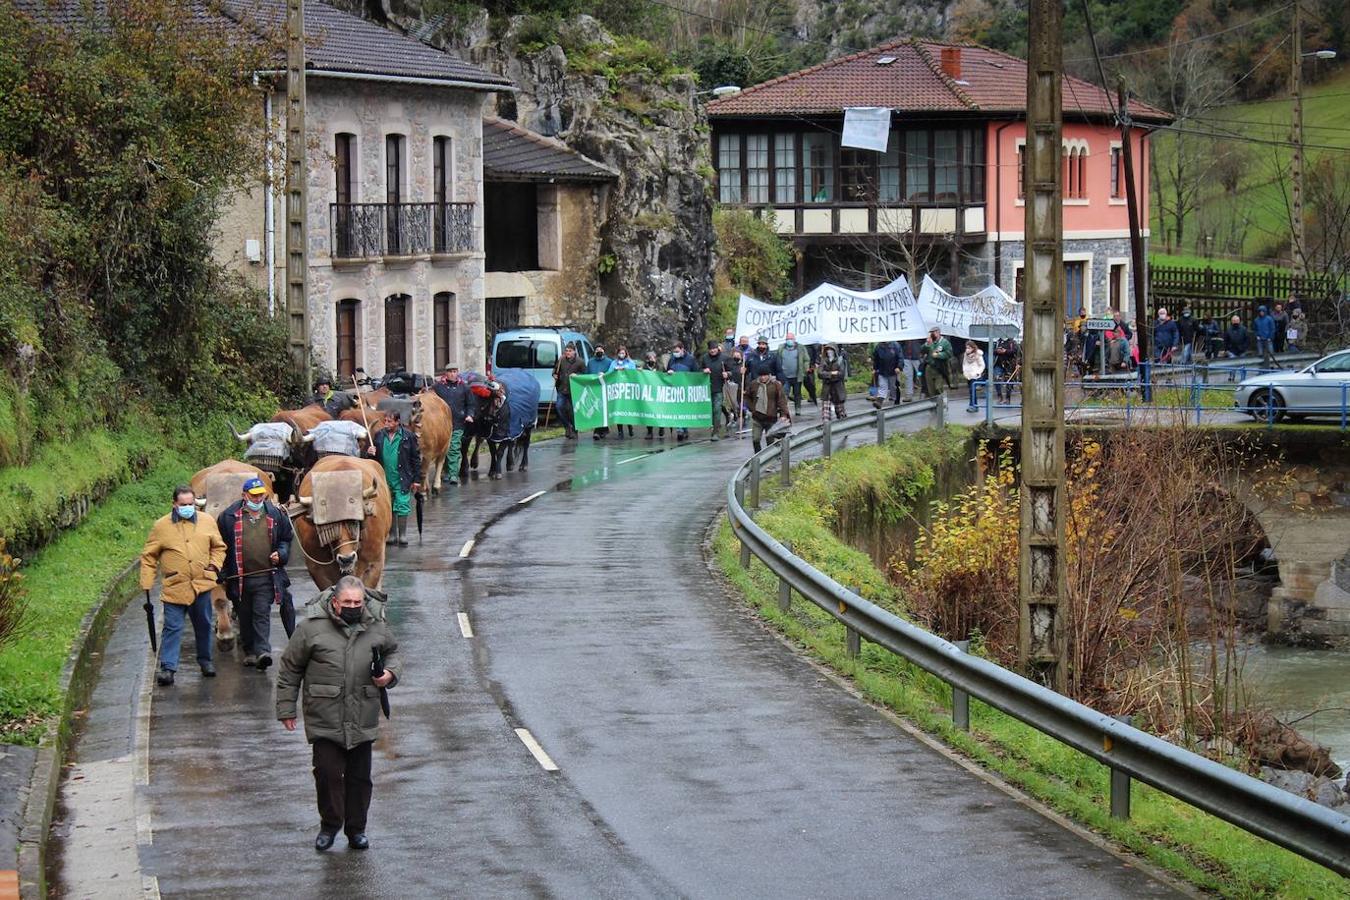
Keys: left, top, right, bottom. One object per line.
{"left": 1019, "top": 0, "right": 1068, "bottom": 691}
{"left": 1290, "top": 0, "right": 1305, "bottom": 278}
{"left": 285, "top": 0, "right": 311, "bottom": 381}
{"left": 1117, "top": 77, "right": 1149, "bottom": 359}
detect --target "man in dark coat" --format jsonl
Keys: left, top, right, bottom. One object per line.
{"left": 1176, "top": 309, "right": 1199, "bottom": 365}
{"left": 743, "top": 336, "right": 781, "bottom": 382}
{"left": 431, "top": 365, "right": 471, "bottom": 486}
{"left": 367, "top": 411, "right": 421, "bottom": 547}
{"left": 216, "top": 477, "right": 295, "bottom": 670}
{"left": 667, "top": 340, "right": 699, "bottom": 442}
{"left": 745, "top": 369, "right": 790, "bottom": 452}
{"left": 871, "top": 340, "right": 901, "bottom": 405}
{"left": 277, "top": 575, "right": 400, "bottom": 852}
{"left": 701, "top": 340, "right": 731, "bottom": 440}
{"left": 553, "top": 342, "right": 587, "bottom": 440}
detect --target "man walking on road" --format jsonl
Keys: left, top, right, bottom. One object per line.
{"left": 140, "top": 485, "right": 226, "bottom": 686}
{"left": 744, "top": 336, "right": 781, "bottom": 383}
{"left": 746, "top": 369, "right": 790, "bottom": 453}
{"left": 216, "top": 477, "right": 294, "bottom": 670}
{"left": 432, "top": 365, "right": 470, "bottom": 486}
{"left": 776, "top": 332, "right": 809, "bottom": 415}
{"left": 871, "top": 340, "right": 901, "bottom": 405}
{"left": 921, "top": 328, "right": 953, "bottom": 397}
{"left": 277, "top": 575, "right": 399, "bottom": 852}
{"left": 701, "top": 340, "right": 731, "bottom": 440}
{"left": 554, "top": 342, "right": 586, "bottom": 440}
{"left": 368, "top": 411, "right": 421, "bottom": 547}
{"left": 667, "top": 340, "right": 699, "bottom": 442}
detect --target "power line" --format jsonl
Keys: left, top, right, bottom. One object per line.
{"left": 1187, "top": 114, "right": 1350, "bottom": 137}
{"left": 1065, "top": 3, "right": 1292, "bottom": 63}
{"left": 1151, "top": 121, "right": 1350, "bottom": 153}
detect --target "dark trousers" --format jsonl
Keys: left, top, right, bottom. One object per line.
{"left": 236, "top": 574, "right": 274, "bottom": 656}
{"left": 784, "top": 378, "right": 802, "bottom": 409}
{"left": 313, "top": 739, "right": 373, "bottom": 837}
{"left": 557, "top": 394, "right": 575, "bottom": 435}
{"left": 803, "top": 372, "right": 817, "bottom": 403}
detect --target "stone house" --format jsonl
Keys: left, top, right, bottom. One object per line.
{"left": 707, "top": 39, "right": 1173, "bottom": 318}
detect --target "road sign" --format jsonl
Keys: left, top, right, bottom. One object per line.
{"left": 1083, "top": 318, "right": 1115, "bottom": 331}
{"left": 968, "top": 323, "right": 1019, "bottom": 341}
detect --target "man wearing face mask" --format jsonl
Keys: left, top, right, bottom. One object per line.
{"left": 586, "top": 344, "right": 616, "bottom": 439}
{"left": 722, "top": 328, "right": 737, "bottom": 356}
{"left": 776, "top": 332, "right": 809, "bottom": 415}
{"left": 140, "top": 485, "right": 227, "bottom": 686}
{"left": 667, "top": 340, "right": 699, "bottom": 442}
{"left": 610, "top": 346, "right": 637, "bottom": 437}
{"left": 216, "top": 477, "right": 295, "bottom": 670}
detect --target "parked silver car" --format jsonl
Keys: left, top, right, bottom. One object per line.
{"left": 1234, "top": 349, "right": 1350, "bottom": 422}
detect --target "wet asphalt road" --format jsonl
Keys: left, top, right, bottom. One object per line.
{"left": 56, "top": 421, "right": 1179, "bottom": 898}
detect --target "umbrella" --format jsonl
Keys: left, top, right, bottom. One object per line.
{"left": 414, "top": 490, "right": 424, "bottom": 543}
{"left": 370, "top": 647, "right": 391, "bottom": 719}
{"left": 143, "top": 590, "right": 158, "bottom": 653}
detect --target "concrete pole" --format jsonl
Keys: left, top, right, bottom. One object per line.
{"left": 285, "top": 0, "right": 311, "bottom": 380}
{"left": 1019, "top": 0, "right": 1069, "bottom": 692}
{"left": 1291, "top": 1, "right": 1305, "bottom": 279}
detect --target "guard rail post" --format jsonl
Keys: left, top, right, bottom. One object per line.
{"left": 952, "top": 640, "right": 971, "bottom": 731}
{"left": 780, "top": 436, "right": 791, "bottom": 487}
{"left": 750, "top": 455, "right": 761, "bottom": 510}
{"left": 1110, "top": 714, "right": 1132, "bottom": 820}
{"left": 876, "top": 406, "right": 887, "bottom": 444}
{"left": 845, "top": 588, "right": 862, "bottom": 658}
{"left": 777, "top": 540, "right": 792, "bottom": 612}
{"left": 822, "top": 418, "right": 833, "bottom": 457}
{"left": 934, "top": 393, "right": 947, "bottom": 428}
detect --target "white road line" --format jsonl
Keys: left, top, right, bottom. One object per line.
{"left": 457, "top": 612, "right": 474, "bottom": 638}
{"left": 517, "top": 490, "right": 547, "bottom": 505}
{"left": 514, "top": 728, "right": 559, "bottom": 771}
{"left": 459, "top": 539, "right": 475, "bottom": 558}
{"left": 616, "top": 454, "right": 650, "bottom": 466}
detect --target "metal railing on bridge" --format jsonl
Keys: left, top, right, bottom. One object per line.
{"left": 330, "top": 201, "right": 475, "bottom": 259}
{"left": 725, "top": 398, "right": 1350, "bottom": 876}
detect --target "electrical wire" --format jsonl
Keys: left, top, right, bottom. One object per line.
{"left": 1065, "top": 3, "right": 1292, "bottom": 63}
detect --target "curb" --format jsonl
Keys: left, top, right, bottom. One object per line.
{"left": 16, "top": 558, "right": 139, "bottom": 900}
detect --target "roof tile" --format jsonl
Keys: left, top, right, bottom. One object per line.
{"left": 483, "top": 118, "right": 618, "bottom": 182}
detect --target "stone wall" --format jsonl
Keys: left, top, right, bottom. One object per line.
{"left": 986, "top": 236, "right": 1139, "bottom": 317}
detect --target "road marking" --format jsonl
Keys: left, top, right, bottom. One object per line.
{"left": 616, "top": 454, "right": 650, "bottom": 466}
{"left": 514, "top": 728, "right": 559, "bottom": 771}
{"left": 459, "top": 539, "right": 475, "bottom": 558}
{"left": 457, "top": 612, "right": 474, "bottom": 638}
{"left": 517, "top": 490, "right": 547, "bottom": 505}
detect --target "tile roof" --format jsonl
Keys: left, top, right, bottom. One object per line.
{"left": 707, "top": 38, "right": 1171, "bottom": 123}
{"left": 483, "top": 118, "right": 618, "bottom": 183}
{"left": 12, "top": 0, "right": 513, "bottom": 90}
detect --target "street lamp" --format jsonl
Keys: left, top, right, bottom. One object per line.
{"left": 1290, "top": 0, "right": 1339, "bottom": 278}
{"left": 1303, "top": 49, "right": 1337, "bottom": 59}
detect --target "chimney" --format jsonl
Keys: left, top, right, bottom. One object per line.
{"left": 940, "top": 46, "right": 962, "bottom": 81}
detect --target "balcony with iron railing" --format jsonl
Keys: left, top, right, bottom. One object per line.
{"left": 330, "top": 202, "right": 476, "bottom": 260}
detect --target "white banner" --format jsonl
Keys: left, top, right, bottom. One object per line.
{"left": 915, "top": 276, "right": 1023, "bottom": 340}
{"left": 734, "top": 275, "right": 928, "bottom": 348}
{"left": 735, "top": 276, "right": 1023, "bottom": 347}
{"left": 841, "top": 107, "right": 891, "bottom": 152}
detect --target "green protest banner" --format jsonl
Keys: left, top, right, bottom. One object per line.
{"left": 569, "top": 369, "right": 714, "bottom": 429}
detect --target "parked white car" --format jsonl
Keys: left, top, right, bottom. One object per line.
{"left": 1234, "top": 349, "right": 1350, "bottom": 422}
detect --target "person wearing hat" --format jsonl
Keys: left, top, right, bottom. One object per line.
{"left": 432, "top": 364, "right": 471, "bottom": 485}
{"left": 921, "top": 327, "right": 953, "bottom": 397}
{"left": 554, "top": 342, "right": 587, "bottom": 440}
{"left": 216, "top": 476, "right": 296, "bottom": 669}
{"left": 743, "top": 335, "right": 781, "bottom": 383}
{"left": 312, "top": 376, "right": 347, "bottom": 418}
{"left": 368, "top": 410, "right": 421, "bottom": 545}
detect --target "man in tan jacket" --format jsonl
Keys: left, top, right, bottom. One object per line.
{"left": 140, "top": 484, "right": 227, "bottom": 686}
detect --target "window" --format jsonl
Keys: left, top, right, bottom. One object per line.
{"left": 803, "top": 133, "right": 835, "bottom": 202}
{"left": 384, "top": 294, "right": 408, "bottom": 372}
{"left": 840, "top": 147, "right": 874, "bottom": 202}
{"left": 434, "top": 291, "right": 454, "bottom": 371}
{"left": 494, "top": 339, "right": 559, "bottom": 369}
{"left": 933, "top": 129, "right": 958, "bottom": 201}
{"left": 717, "top": 134, "right": 742, "bottom": 203}
{"left": 746, "top": 134, "right": 769, "bottom": 203}
{"left": 1110, "top": 146, "right": 1122, "bottom": 198}
{"left": 1109, "top": 264, "right": 1127, "bottom": 315}
{"left": 386, "top": 134, "right": 405, "bottom": 253}
{"left": 880, "top": 132, "right": 901, "bottom": 203}
{"left": 1016, "top": 142, "right": 1025, "bottom": 200}
{"left": 334, "top": 133, "right": 356, "bottom": 256}
{"left": 773, "top": 134, "right": 797, "bottom": 203}
{"left": 1077, "top": 149, "right": 1087, "bottom": 200}
{"left": 433, "top": 136, "right": 451, "bottom": 205}
{"left": 336, "top": 299, "right": 358, "bottom": 381}
{"left": 962, "top": 129, "right": 985, "bottom": 202}
{"left": 484, "top": 183, "right": 538, "bottom": 271}
{"left": 1064, "top": 261, "right": 1086, "bottom": 318}
{"left": 904, "top": 131, "right": 929, "bottom": 201}
{"left": 486, "top": 297, "right": 522, "bottom": 340}
{"left": 1014, "top": 266, "right": 1024, "bottom": 302}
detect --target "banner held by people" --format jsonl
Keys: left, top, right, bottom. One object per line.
{"left": 734, "top": 275, "right": 928, "bottom": 348}
{"left": 569, "top": 370, "right": 714, "bottom": 430}
{"left": 915, "top": 275, "right": 1022, "bottom": 340}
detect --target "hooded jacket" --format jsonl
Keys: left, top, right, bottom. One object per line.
{"left": 1253, "top": 306, "right": 1277, "bottom": 341}
{"left": 275, "top": 596, "right": 400, "bottom": 748}
{"left": 818, "top": 345, "right": 848, "bottom": 384}
{"left": 1153, "top": 317, "right": 1180, "bottom": 351}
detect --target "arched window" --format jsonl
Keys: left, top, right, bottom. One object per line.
{"left": 336, "top": 299, "right": 359, "bottom": 381}
{"left": 385, "top": 294, "right": 409, "bottom": 372}
{"left": 434, "top": 291, "right": 455, "bottom": 371}
{"left": 1077, "top": 148, "right": 1088, "bottom": 200}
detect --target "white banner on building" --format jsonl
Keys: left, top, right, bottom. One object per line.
{"left": 734, "top": 275, "right": 927, "bottom": 347}
{"left": 841, "top": 107, "right": 891, "bottom": 152}
{"left": 915, "top": 275, "right": 1023, "bottom": 340}
{"left": 735, "top": 276, "right": 1023, "bottom": 346}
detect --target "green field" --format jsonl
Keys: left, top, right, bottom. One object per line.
{"left": 1150, "top": 67, "right": 1350, "bottom": 262}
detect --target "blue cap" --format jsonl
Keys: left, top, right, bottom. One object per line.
{"left": 243, "top": 477, "right": 267, "bottom": 496}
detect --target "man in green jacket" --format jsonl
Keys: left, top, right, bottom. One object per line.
{"left": 921, "top": 327, "right": 954, "bottom": 398}
{"left": 277, "top": 575, "right": 400, "bottom": 852}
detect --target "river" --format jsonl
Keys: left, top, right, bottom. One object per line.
{"left": 1241, "top": 642, "right": 1350, "bottom": 772}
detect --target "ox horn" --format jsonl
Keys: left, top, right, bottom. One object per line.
{"left": 227, "top": 419, "right": 251, "bottom": 442}
{"left": 195, "top": 498, "right": 207, "bottom": 509}
{"left": 298, "top": 495, "right": 312, "bottom": 506}
{"left": 299, "top": 430, "right": 316, "bottom": 444}
{"left": 362, "top": 484, "right": 378, "bottom": 499}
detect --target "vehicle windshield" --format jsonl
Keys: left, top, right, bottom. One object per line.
{"left": 1315, "top": 351, "right": 1350, "bottom": 373}
{"left": 495, "top": 339, "right": 558, "bottom": 369}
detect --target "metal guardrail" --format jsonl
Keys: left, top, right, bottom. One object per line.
{"left": 724, "top": 398, "right": 1350, "bottom": 876}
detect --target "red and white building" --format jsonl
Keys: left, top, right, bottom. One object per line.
{"left": 707, "top": 38, "right": 1171, "bottom": 317}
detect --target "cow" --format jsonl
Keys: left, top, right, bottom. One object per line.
{"left": 189, "top": 460, "right": 275, "bottom": 650}
{"left": 292, "top": 455, "right": 391, "bottom": 590}
{"left": 272, "top": 402, "right": 331, "bottom": 433}
{"left": 413, "top": 389, "right": 452, "bottom": 494}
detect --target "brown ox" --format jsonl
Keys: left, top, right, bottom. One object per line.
{"left": 293, "top": 456, "right": 391, "bottom": 590}
{"left": 272, "top": 403, "right": 331, "bottom": 433}
{"left": 189, "top": 460, "right": 275, "bottom": 650}
{"left": 414, "top": 389, "right": 452, "bottom": 494}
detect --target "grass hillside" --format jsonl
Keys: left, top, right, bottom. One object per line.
{"left": 1150, "top": 66, "right": 1350, "bottom": 262}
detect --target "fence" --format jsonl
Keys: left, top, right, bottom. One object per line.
{"left": 726, "top": 399, "right": 1350, "bottom": 876}
{"left": 1149, "top": 264, "right": 1341, "bottom": 326}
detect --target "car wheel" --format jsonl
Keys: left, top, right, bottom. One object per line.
{"left": 1248, "top": 389, "right": 1286, "bottom": 423}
